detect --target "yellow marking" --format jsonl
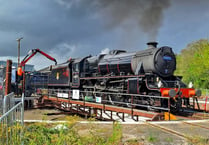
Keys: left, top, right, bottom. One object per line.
{"left": 164, "top": 112, "right": 177, "bottom": 121}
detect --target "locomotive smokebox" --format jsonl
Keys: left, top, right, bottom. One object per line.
{"left": 132, "top": 41, "right": 176, "bottom": 77}
{"left": 147, "top": 42, "right": 158, "bottom": 49}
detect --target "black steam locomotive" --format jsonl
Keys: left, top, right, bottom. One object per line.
{"left": 31, "top": 42, "right": 200, "bottom": 112}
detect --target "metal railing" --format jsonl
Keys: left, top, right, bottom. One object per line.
{"left": 0, "top": 93, "right": 24, "bottom": 145}
{"left": 0, "top": 98, "right": 2, "bottom": 115}
{"left": 47, "top": 89, "right": 170, "bottom": 112}
{"left": 3, "top": 93, "right": 15, "bottom": 114}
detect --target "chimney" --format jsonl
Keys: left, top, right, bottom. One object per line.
{"left": 147, "top": 42, "right": 158, "bottom": 49}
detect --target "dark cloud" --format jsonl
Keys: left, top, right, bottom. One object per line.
{"left": 0, "top": 0, "right": 170, "bottom": 56}
{"left": 0, "top": 0, "right": 104, "bottom": 57}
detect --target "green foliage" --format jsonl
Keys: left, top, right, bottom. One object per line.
{"left": 23, "top": 123, "right": 82, "bottom": 145}
{"left": 175, "top": 39, "right": 209, "bottom": 89}
{"left": 106, "top": 122, "right": 122, "bottom": 145}
{"left": 0, "top": 123, "right": 23, "bottom": 145}
{"left": 9, "top": 121, "right": 123, "bottom": 145}
{"left": 147, "top": 133, "right": 158, "bottom": 142}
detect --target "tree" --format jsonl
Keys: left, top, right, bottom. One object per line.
{"left": 175, "top": 39, "right": 209, "bottom": 89}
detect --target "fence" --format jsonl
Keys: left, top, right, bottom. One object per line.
{"left": 0, "top": 93, "right": 24, "bottom": 145}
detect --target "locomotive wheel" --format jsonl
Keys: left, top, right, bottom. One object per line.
{"left": 170, "top": 98, "right": 183, "bottom": 113}
{"left": 160, "top": 98, "right": 168, "bottom": 109}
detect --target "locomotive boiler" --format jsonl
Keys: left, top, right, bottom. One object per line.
{"left": 32, "top": 42, "right": 201, "bottom": 113}
{"left": 97, "top": 42, "right": 176, "bottom": 77}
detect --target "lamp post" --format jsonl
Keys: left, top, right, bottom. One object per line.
{"left": 16, "top": 37, "right": 23, "bottom": 96}
{"left": 16, "top": 37, "right": 23, "bottom": 67}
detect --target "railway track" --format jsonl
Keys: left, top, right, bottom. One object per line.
{"left": 182, "top": 121, "right": 209, "bottom": 130}
{"left": 144, "top": 121, "right": 188, "bottom": 140}
{"left": 143, "top": 118, "right": 209, "bottom": 142}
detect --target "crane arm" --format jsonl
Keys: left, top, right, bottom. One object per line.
{"left": 19, "top": 48, "right": 57, "bottom": 67}
{"left": 37, "top": 49, "right": 57, "bottom": 65}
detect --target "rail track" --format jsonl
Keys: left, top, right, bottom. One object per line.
{"left": 182, "top": 121, "right": 209, "bottom": 130}
{"left": 144, "top": 119, "right": 209, "bottom": 142}
{"left": 144, "top": 121, "right": 188, "bottom": 140}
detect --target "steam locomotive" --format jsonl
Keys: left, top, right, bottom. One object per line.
{"left": 31, "top": 42, "right": 201, "bottom": 112}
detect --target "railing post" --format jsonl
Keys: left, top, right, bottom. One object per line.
{"left": 3, "top": 94, "right": 7, "bottom": 114}
{"left": 21, "top": 93, "right": 24, "bottom": 145}
{"left": 168, "top": 97, "right": 170, "bottom": 121}
{"left": 21, "top": 93, "right": 24, "bottom": 126}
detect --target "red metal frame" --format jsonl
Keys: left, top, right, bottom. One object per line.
{"left": 20, "top": 48, "right": 57, "bottom": 67}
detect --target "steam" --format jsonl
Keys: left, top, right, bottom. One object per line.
{"left": 96, "top": 0, "right": 170, "bottom": 40}
{"left": 100, "top": 48, "right": 110, "bottom": 54}
{"left": 56, "top": 0, "right": 170, "bottom": 41}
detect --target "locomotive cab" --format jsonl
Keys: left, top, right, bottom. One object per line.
{"left": 72, "top": 56, "right": 91, "bottom": 88}
{"left": 72, "top": 60, "right": 81, "bottom": 88}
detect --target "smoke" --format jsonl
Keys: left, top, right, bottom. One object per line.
{"left": 56, "top": 0, "right": 170, "bottom": 41}
{"left": 100, "top": 48, "right": 110, "bottom": 54}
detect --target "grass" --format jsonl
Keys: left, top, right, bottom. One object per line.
{"left": 106, "top": 122, "right": 122, "bottom": 145}
{"left": 1, "top": 119, "right": 123, "bottom": 145}
{"left": 0, "top": 122, "right": 23, "bottom": 145}
{"left": 165, "top": 137, "right": 173, "bottom": 143}
{"left": 147, "top": 133, "right": 158, "bottom": 143}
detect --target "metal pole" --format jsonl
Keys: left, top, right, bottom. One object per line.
{"left": 22, "top": 66, "right": 26, "bottom": 96}
{"left": 16, "top": 37, "right": 23, "bottom": 97}
{"left": 16, "top": 37, "right": 23, "bottom": 67}
{"left": 3, "top": 94, "right": 7, "bottom": 114}
{"left": 21, "top": 93, "right": 25, "bottom": 145}
{"left": 21, "top": 93, "right": 24, "bottom": 126}
{"left": 168, "top": 98, "right": 171, "bottom": 121}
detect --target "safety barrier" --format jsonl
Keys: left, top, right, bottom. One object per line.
{"left": 0, "top": 93, "right": 24, "bottom": 145}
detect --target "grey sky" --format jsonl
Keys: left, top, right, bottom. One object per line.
{"left": 0, "top": 0, "right": 209, "bottom": 69}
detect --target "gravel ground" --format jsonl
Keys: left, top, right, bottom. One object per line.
{"left": 24, "top": 108, "right": 68, "bottom": 120}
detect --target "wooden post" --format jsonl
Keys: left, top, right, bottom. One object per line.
{"left": 4, "top": 60, "right": 12, "bottom": 96}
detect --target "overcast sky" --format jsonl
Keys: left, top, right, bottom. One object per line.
{"left": 0, "top": 0, "right": 209, "bottom": 69}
